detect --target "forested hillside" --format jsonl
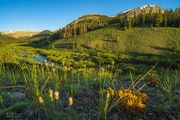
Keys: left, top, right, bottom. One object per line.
{"left": 50, "top": 5, "right": 180, "bottom": 40}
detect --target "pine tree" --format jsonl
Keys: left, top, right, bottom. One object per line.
{"left": 127, "top": 18, "right": 132, "bottom": 29}
{"left": 124, "top": 21, "right": 127, "bottom": 31}
{"left": 164, "top": 15, "right": 167, "bottom": 27}
{"left": 154, "top": 13, "right": 163, "bottom": 27}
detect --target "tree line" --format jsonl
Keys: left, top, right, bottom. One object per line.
{"left": 119, "top": 8, "right": 180, "bottom": 30}
{"left": 51, "top": 8, "right": 180, "bottom": 39}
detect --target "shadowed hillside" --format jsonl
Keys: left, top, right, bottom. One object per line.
{"left": 45, "top": 27, "right": 180, "bottom": 55}
{"left": 0, "top": 33, "right": 18, "bottom": 45}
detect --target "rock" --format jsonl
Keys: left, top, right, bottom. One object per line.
{"left": 168, "top": 115, "right": 176, "bottom": 120}
{"left": 108, "top": 113, "right": 119, "bottom": 120}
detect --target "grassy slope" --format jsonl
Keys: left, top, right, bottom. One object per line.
{"left": 22, "top": 30, "right": 53, "bottom": 47}
{"left": 52, "top": 27, "right": 180, "bottom": 54}
{"left": 0, "top": 33, "right": 18, "bottom": 45}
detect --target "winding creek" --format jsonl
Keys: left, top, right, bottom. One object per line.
{"left": 33, "top": 54, "right": 60, "bottom": 67}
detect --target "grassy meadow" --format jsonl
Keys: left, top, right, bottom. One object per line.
{"left": 0, "top": 27, "right": 179, "bottom": 120}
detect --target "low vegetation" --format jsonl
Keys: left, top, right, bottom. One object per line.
{"left": 0, "top": 40, "right": 179, "bottom": 120}
{"left": 0, "top": 5, "right": 179, "bottom": 120}
{"left": 0, "top": 61, "right": 179, "bottom": 120}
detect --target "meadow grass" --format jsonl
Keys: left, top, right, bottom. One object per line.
{"left": 0, "top": 41, "right": 179, "bottom": 119}
{"left": 0, "top": 60, "right": 179, "bottom": 120}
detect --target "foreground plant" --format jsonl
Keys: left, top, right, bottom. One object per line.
{"left": 38, "top": 96, "right": 44, "bottom": 104}
{"left": 115, "top": 89, "right": 148, "bottom": 109}
{"left": 54, "top": 91, "right": 60, "bottom": 100}
{"left": 49, "top": 89, "right": 54, "bottom": 101}
{"left": 158, "top": 69, "right": 179, "bottom": 104}
{"left": 69, "top": 96, "right": 73, "bottom": 112}
{"left": 98, "top": 87, "right": 121, "bottom": 120}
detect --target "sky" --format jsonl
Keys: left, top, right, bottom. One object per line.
{"left": 0, "top": 0, "right": 180, "bottom": 31}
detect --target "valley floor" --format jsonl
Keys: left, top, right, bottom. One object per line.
{"left": 0, "top": 42, "right": 179, "bottom": 120}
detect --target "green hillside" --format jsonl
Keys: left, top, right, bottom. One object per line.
{"left": 1, "top": 4, "right": 180, "bottom": 120}
{"left": 51, "top": 27, "right": 180, "bottom": 54}
{"left": 49, "top": 6, "right": 179, "bottom": 40}
{"left": 26, "top": 30, "right": 53, "bottom": 42}
{"left": 0, "top": 33, "right": 18, "bottom": 45}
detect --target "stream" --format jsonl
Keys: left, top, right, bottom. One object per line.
{"left": 33, "top": 54, "right": 60, "bottom": 67}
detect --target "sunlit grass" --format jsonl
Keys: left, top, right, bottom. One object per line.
{"left": 0, "top": 41, "right": 179, "bottom": 119}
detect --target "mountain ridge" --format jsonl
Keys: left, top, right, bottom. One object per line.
{"left": 2, "top": 31, "right": 39, "bottom": 38}
{"left": 118, "top": 4, "right": 164, "bottom": 16}
{"left": 49, "top": 4, "right": 179, "bottom": 40}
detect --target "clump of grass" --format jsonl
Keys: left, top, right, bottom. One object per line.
{"left": 158, "top": 69, "right": 179, "bottom": 104}
{"left": 96, "top": 65, "right": 157, "bottom": 119}
{"left": 145, "top": 70, "right": 159, "bottom": 86}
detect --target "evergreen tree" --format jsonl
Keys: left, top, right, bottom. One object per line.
{"left": 164, "top": 15, "right": 167, "bottom": 27}
{"left": 154, "top": 13, "right": 163, "bottom": 27}
{"left": 124, "top": 20, "right": 127, "bottom": 31}
{"left": 127, "top": 18, "right": 132, "bottom": 29}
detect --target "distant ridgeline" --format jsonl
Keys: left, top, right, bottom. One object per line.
{"left": 51, "top": 5, "right": 180, "bottom": 39}
{"left": 0, "top": 33, "right": 18, "bottom": 45}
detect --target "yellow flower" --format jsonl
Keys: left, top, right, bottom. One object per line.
{"left": 118, "top": 90, "right": 124, "bottom": 98}
{"left": 114, "top": 89, "right": 148, "bottom": 109}
{"left": 52, "top": 68, "right": 56, "bottom": 72}
{"left": 69, "top": 96, "right": 73, "bottom": 106}
{"left": 127, "top": 99, "right": 133, "bottom": 106}
{"left": 38, "top": 96, "right": 44, "bottom": 104}
{"left": 101, "top": 67, "right": 105, "bottom": 72}
{"left": 131, "top": 95, "right": 138, "bottom": 100}
{"left": 107, "top": 64, "right": 110, "bottom": 68}
{"left": 64, "top": 66, "right": 67, "bottom": 70}
{"left": 54, "top": 91, "right": 59, "bottom": 100}
{"left": 51, "top": 63, "right": 54, "bottom": 67}
{"left": 106, "top": 87, "right": 114, "bottom": 96}
{"left": 137, "top": 102, "right": 146, "bottom": 109}
{"left": 45, "top": 62, "right": 48, "bottom": 67}
{"left": 141, "top": 93, "right": 148, "bottom": 100}
{"left": 107, "top": 92, "right": 110, "bottom": 99}
{"left": 49, "top": 89, "right": 53, "bottom": 101}
{"left": 62, "top": 61, "right": 65, "bottom": 66}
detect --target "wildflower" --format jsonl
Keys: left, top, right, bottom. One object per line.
{"left": 51, "top": 63, "right": 54, "bottom": 67}
{"left": 54, "top": 91, "right": 59, "bottom": 100}
{"left": 107, "top": 92, "right": 110, "bottom": 99}
{"left": 112, "top": 61, "right": 115, "bottom": 65}
{"left": 100, "top": 67, "right": 105, "bottom": 72}
{"left": 107, "top": 64, "right": 110, "bottom": 68}
{"left": 52, "top": 68, "right": 56, "bottom": 72}
{"left": 118, "top": 90, "right": 123, "bottom": 98}
{"left": 69, "top": 96, "right": 73, "bottom": 106}
{"left": 127, "top": 99, "right": 133, "bottom": 107}
{"left": 63, "top": 66, "right": 67, "bottom": 71}
{"left": 132, "top": 95, "right": 138, "bottom": 100}
{"left": 115, "top": 89, "right": 148, "bottom": 109}
{"left": 141, "top": 93, "right": 148, "bottom": 100}
{"left": 49, "top": 89, "right": 53, "bottom": 101}
{"left": 62, "top": 61, "right": 65, "bottom": 66}
{"left": 38, "top": 96, "right": 44, "bottom": 104}
{"left": 106, "top": 87, "right": 114, "bottom": 96}
{"left": 137, "top": 102, "right": 146, "bottom": 109}
{"left": 69, "top": 96, "right": 73, "bottom": 112}
{"left": 45, "top": 62, "right": 48, "bottom": 67}
{"left": 72, "top": 70, "right": 77, "bottom": 74}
